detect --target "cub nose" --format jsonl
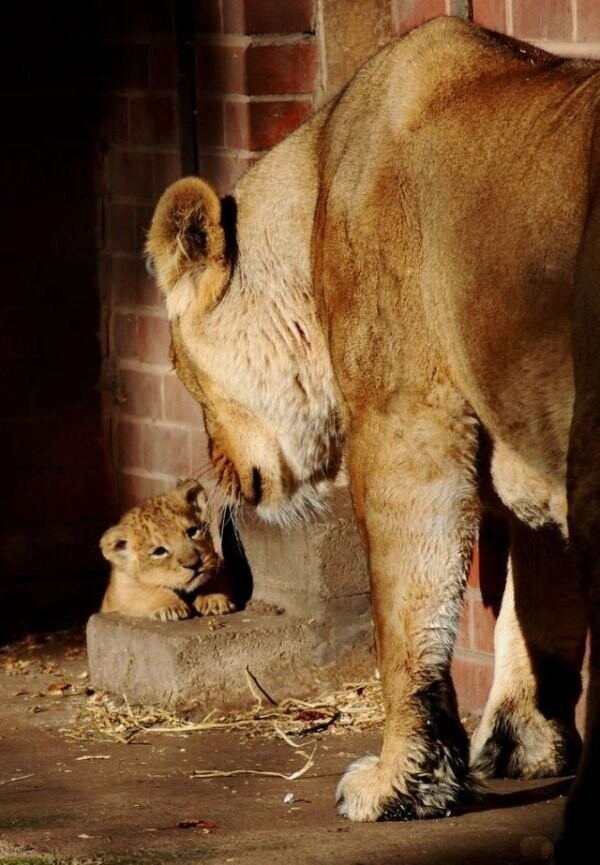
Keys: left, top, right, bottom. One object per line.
{"left": 183, "top": 555, "right": 202, "bottom": 571}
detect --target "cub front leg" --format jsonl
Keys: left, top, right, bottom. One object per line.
{"left": 337, "top": 391, "right": 480, "bottom": 822}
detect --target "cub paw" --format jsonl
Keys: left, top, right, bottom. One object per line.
{"left": 193, "top": 593, "right": 237, "bottom": 616}
{"left": 336, "top": 746, "right": 472, "bottom": 823}
{"left": 152, "top": 597, "right": 192, "bottom": 622}
{"left": 471, "top": 705, "right": 581, "bottom": 779}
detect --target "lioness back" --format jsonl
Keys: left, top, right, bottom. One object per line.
{"left": 313, "top": 16, "right": 600, "bottom": 533}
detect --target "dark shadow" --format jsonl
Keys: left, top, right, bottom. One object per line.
{"left": 0, "top": 2, "right": 113, "bottom": 642}
{"left": 456, "top": 776, "right": 573, "bottom": 815}
{"left": 479, "top": 511, "right": 510, "bottom": 617}
{"left": 221, "top": 507, "right": 253, "bottom": 610}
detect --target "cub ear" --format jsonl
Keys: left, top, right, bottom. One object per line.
{"left": 146, "top": 177, "right": 235, "bottom": 315}
{"left": 100, "top": 525, "right": 132, "bottom": 565}
{"left": 177, "top": 478, "right": 209, "bottom": 523}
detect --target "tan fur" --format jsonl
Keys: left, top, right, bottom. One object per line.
{"left": 147, "top": 17, "right": 600, "bottom": 855}
{"left": 100, "top": 480, "right": 235, "bottom": 621}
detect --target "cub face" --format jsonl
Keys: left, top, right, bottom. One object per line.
{"left": 145, "top": 178, "right": 342, "bottom": 527}
{"left": 100, "top": 479, "right": 218, "bottom": 594}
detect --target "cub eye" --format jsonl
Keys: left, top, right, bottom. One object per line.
{"left": 187, "top": 525, "right": 202, "bottom": 540}
{"left": 150, "top": 546, "right": 170, "bottom": 558}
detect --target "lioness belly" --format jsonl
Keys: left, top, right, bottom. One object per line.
{"left": 481, "top": 334, "right": 574, "bottom": 535}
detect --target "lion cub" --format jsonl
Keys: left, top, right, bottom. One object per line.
{"left": 99, "top": 480, "right": 236, "bottom": 621}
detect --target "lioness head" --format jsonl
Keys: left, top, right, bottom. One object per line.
{"left": 146, "top": 177, "right": 342, "bottom": 525}
{"left": 100, "top": 480, "right": 218, "bottom": 592}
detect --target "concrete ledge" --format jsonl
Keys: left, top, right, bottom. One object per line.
{"left": 87, "top": 607, "right": 374, "bottom": 712}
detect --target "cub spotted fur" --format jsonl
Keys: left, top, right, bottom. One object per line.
{"left": 100, "top": 480, "right": 236, "bottom": 620}
{"left": 147, "top": 17, "right": 600, "bottom": 864}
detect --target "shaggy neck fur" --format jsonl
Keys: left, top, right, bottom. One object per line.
{"left": 229, "top": 117, "right": 342, "bottom": 525}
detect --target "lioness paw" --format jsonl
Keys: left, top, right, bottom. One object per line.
{"left": 471, "top": 705, "right": 581, "bottom": 780}
{"left": 193, "top": 593, "right": 236, "bottom": 616}
{"left": 337, "top": 745, "right": 472, "bottom": 823}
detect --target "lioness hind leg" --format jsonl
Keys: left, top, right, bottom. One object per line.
{"left": 337, "top": 386, "right": 480, "bottom": 822}
{"left": 555, "top": 179, "right": 600, "bottom": 865}
{"left": 471, "top": 521, "right": 586, "bottom": 780}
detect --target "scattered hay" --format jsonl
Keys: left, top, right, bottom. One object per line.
{"left": 65, "top": 676, "right": 385, "bottom": 744}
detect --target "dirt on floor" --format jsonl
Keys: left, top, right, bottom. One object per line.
{"left": 0, "top": 629, "right": 572, "bottom": 865}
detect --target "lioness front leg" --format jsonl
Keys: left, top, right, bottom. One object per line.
{"left": 471, "top": 521, "right": 586, "bottom": 780}
{"left": 337, "top": 389, "right": 480, "bottom": 822}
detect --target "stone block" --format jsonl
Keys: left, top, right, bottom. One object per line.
{"left": 238, "top": 487, "right": 370, "bottom": 621}
{"left": 87, "top": 606, "right": 374, "bottom": 711}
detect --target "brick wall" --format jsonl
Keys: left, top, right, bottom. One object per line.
{"left": 473, "top": 0, "right": 600, "bottom": 56}
{"left": 100, "top": 1, "right": 322, "bottom": 514}
{"left": 99, "top": 1, "right": 209, "bottom": 512}
{"left": 196, "top": 0, "right": 318, "bottom": 195}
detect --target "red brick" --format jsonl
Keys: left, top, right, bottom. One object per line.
{"left": 130, "top": 95, "right": 178, "bottom": 148}
{"left": 120, "top": 472, "right": 172, "bottom": 510}
{"left": 197, "top": 96, "right": 226, "bottom": 147}
{"left": 108, "top": 203, "right": 138, "bottom": 254}
{"left": 117, "top": 418, "right": 145, "bottom": 469}
{"left": 190, "top": 427, "right": 211, "bottom": 474}
{"left": 197, "top": 42, "right": 246, "bottom": 94}
{"left": 105, "top": 95, "right": 130, "bottom": 145}
{"left": 149, "top": 43, "right": 178, "bottom": 89}
{"left": 472, "top": 0, "right": 508, "bottom": 32}
{"left": 197, "top": 150, "right": 255, "bottom": 195}
{"left": 513, "top": 0, "right": 574, "bottom": 40}
{"left": 107, "top": 43, "right": 149, "bottom": 90}
{"left": 153, "top": 152, "right": 182, "bottom": 198}
{"left": 163, "top": 374, "right": 206, "bottom": 425}
{"left": 195, "top": 0, "right": 223, "bottom": 34}
{"left": 143, "top": 423, "right": 191, "bottom": 476}
{"left": 223, "top": 0, "right": 316, "bottom": 35}
{"left": 577, "top": 0, "right": 600, "bottom": 40}
{"left": 136, "top": 205, "right": 155, "bottom": 256}
{"left": 468, "top": 542, "right": 480, "bottom": 588}
{"left": 456, "top": 596, "right": 471, "bottom": 651}
{"left": 452, "top": 651, "right": 494, "bottom": 714}
{"left": 112, "top": 257, "right": 162, "bottom": 309}
{"left": 447, "top": 0, "right": 472, "bottom": 16}
{"left": 137, "top": 314, "right": 171, "bottom": 365}
{"left": 119, "top": 368, "right": 162, "bottom": 420}
{"left": 470, "top": 593, "right": 497, "bottom": 654}
{"left": 225, "top": 98, "right": 313, "bottom": 150}
{"left": 391, "top": 0, "right": 447, "bottom": 35}
{"left": 109, "top": 150, "right": 154, "bottom": 202}
{"left": 246, "top": 42, "right": 317, "bottom": 95}
{"left": 112, "top": 312, "right": 138, "bottom": 358}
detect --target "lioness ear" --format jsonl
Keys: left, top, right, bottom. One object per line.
{"left": 146, "top": 177, "right": 235, "bottom": 315}
{"left": 100, "top": 525, "right": 132, "bottom": 564}
{"left": 177, "top": 479, "right": 209, "bottom": 523}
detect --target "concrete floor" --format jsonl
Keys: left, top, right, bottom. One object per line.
{"left": 0, "top": 630, "right": 570, "bottom": 865}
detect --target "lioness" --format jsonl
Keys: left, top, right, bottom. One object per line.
{"left": 147, "top": 18, "right": 600, "bottom": 863}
